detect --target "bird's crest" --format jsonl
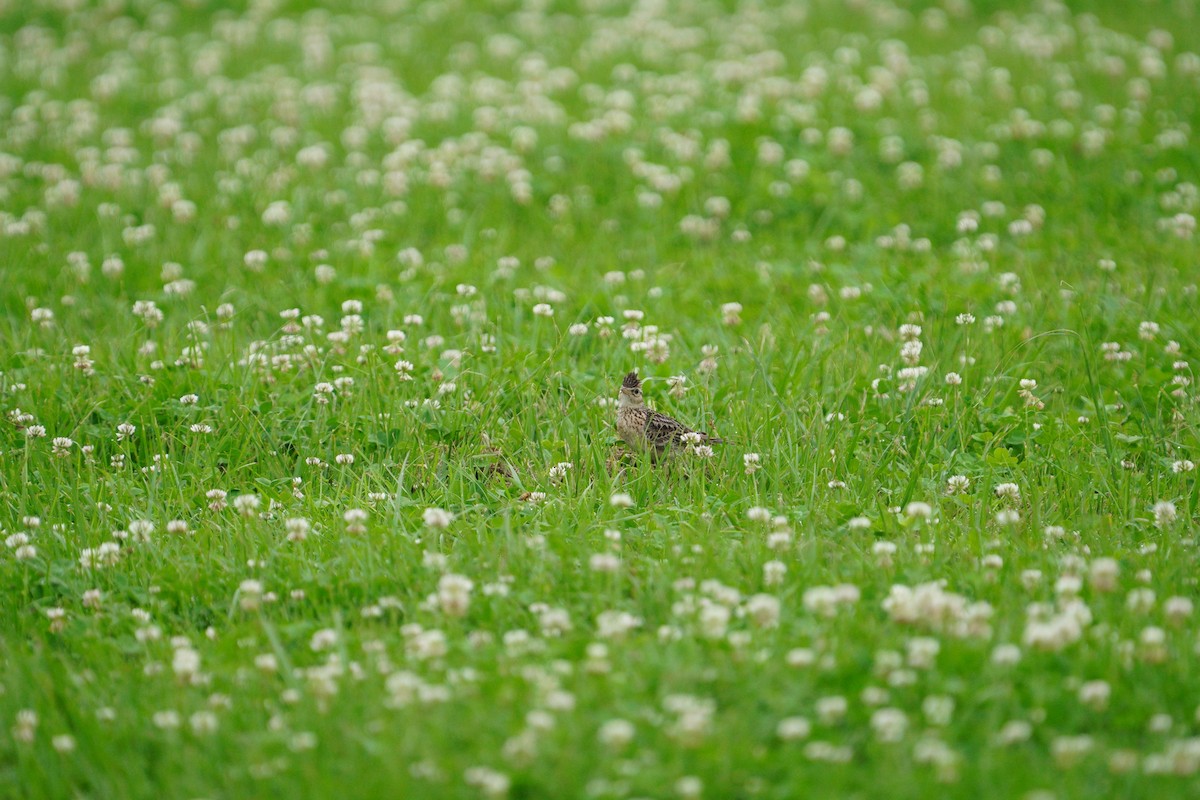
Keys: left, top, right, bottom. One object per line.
{"left": 622, "top": 371, "right": 641, "bottom": 389}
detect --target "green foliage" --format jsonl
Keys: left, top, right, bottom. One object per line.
{"left": 1, "top": 0, "right": 1199, "bottom": 798}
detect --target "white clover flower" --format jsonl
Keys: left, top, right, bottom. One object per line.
{"left": 423, "top": 508, "right": 454, "bottom": 528}
{"left": 238, "top": 580, "right": 264, "bottom": 611}
{"left": 152, "top": 711, "right": 181, "bottom": 730}
{"left": 747, "top": 506, "right": 772, "bottom": 523}
{"left": 1127, "top": 587, "right": 1156, "bottom": 614}
{"left": 598, "top": 719, "right": 635, "bottom": 749}
{"left": 996, "top": 509, "right": 1021, "bottom": 526}
{"left": 244, "top": 250, "right": 268, "bottom": 271}
{"left": 900, "top": 340, "right": 923, "bottom": 365}
{"left": 745, "top": 594, "right": 781, "bottom": 628}
{"left": 609, "top": 493, "right": 634, "bottom": 509}
{"left": 285, "top": 518, "right": 310, "bottom": 542}
{"left": 310, "top": 629, "right": 338, "bottom": 651}
{"left": 991, "top": 644, "right": 1022, "bottom": 666}
{"left": 79, "top": 542, "right": 121, "bottom": 570}
{"left": 296, "top": 144, "right": 329, "bottom": 169}
{"left": 190, "top": 711, "right": 219, "bottom": 735}
{"left": 596, "top": 610, "right": 641, "bottom": 639}
{"left": 1078, "top": 680, "right": 1111, "bottom": 711}
{"left": 848, "top": 516, "right": 872, "bottom": 531}
{"left": 763, "top": 560, "right": 787, "bottom": 586}
{"left": 777, "top": 716, "right": 811, "bottom": 741}
{"left": 437, "top": 573, "right": 474, "bottom": 617}
{"left": 589, "top": 553, "right": 620, "bottom": 573}
{"left": 343, "top": 508, "right": 367, "bottom": 533}
{"left": 171, "top": 646, "right": 201, "bottom": 679}
{"left": 548, "top": 461, "right": 573, "bottom": 484}
{"left": 694, "top": 603, "right": 729, "bottom": 639}
{"left": 1153, "top": 501, "right": 1177, "bottom": 527}
{"left": 903, "top": 502, "right": 933, "bottom": 520}
{"left": 994, "top": 482, "right": 1021, "bottom": 502}
{"left": 721, "top": 301, "right": 743, "bottom": 325}
{"left": 128, "top": 520, "right": 154, "bottom": 540}
{"left": 871, "top": 708, "right": 908, "bottom": 742}
{"left": 261, "top": 201, "right": 291, "bottom": 225}
{"left": 232, "top": 495, "right": 260, "bottom": 516}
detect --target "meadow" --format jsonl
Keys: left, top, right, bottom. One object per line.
{"left": 1, "top": 0, "right": 1199, "bottom": 797}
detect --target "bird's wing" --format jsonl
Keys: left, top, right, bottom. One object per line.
{"left": 644, "top": 411, "right": 694, "bottom": 447}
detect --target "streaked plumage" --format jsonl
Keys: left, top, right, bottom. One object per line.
{"left": 615, "top": 371, "right": 721, "bottom": 456}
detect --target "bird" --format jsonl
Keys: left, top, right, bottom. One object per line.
{"left": 615, "top": 371, "right": 721, "bottom": 457}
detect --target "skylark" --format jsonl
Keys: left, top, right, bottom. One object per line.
{"left": 615, "top": 371, "right": 721, "bottom": 456}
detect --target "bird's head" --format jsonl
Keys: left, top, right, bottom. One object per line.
{"left": 618, "top": 371, "right": 644, "bottom": 407}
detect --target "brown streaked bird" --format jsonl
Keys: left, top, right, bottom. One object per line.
{"left": 615, "top": 371, "right": 721, "bottom": 456}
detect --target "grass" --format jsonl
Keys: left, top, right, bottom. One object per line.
{"left": 2, "top": 0, "right": 1199, "bottom": 797}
